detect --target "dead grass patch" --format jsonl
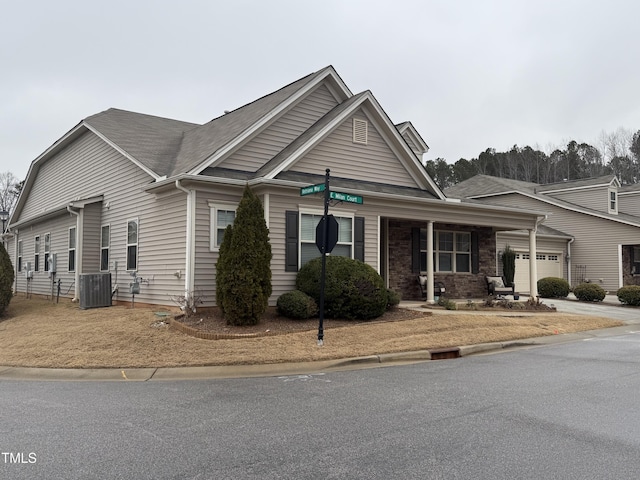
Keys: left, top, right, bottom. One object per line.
{"left": 0, "top": 296, "right": 622, "bottom": 369}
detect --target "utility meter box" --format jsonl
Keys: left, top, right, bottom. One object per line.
{"left": 47, "top": 253, "right": 57, "bottom": 277}
{"left": 129, "top": 282, "right": 140, "bottom": 295}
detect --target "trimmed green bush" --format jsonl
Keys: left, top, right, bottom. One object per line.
{"left": 296, "top": 256, "right": 388, "bottom": 320}
{"left": 216, "top": 184, "right": 272, "bottom": 326}
{"left": 537, "top": 277, "right": 570, "bottom": 298}
{"left": 0, "top": 242, "right": 14, "bottom": 316}
{"left": 573, "top": 283, "right": 606, "bottom": 302}
{"left": 437, "top": 296, "right": 457, "bottom": 310}
{"left": 617, "top": 285, "right": 640, "bottom": 306}
{"left": 277, "top": 290, "right": 318, "bottom": 319}
{"left": 386, "top": 289, "right": 401, "bottom": 309}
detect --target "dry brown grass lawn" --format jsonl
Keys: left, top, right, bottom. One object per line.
{"left": 0, "top": 296, "right": 622, "bottom": 369}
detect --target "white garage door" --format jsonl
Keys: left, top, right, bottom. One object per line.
{"left": 513, "top": 252, "right": 563, "bottom": 293}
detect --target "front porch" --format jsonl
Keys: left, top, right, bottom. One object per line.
{"left": 382, "top": 219, "right": 540, "bottom": 303}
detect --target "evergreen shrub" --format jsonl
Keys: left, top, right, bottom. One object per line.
{"left": 0, "top": 242, "right": 14, "bottom": 316}
{"left": 276, "top": 290, "right": 318, "bottom": 320}
{"left": 216, "top": 185, "right": 272, "bottom": 326}
{"left": 617, "top": 285, "right": 640, "bottom": 306}
{"left": 296, "top": 256, "right": 388, "bottom": 320}
{"left": 386, "top": 289, "right": 401, "bottom": 308}
{"left": 573, "top": 283, "right": 606, "bottom": 302}
{"left": 537, "top": 277, "right": 570, "bottom": 298}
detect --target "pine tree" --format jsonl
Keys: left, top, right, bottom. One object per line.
{"left": 0, "top": 242, "right": 14, "bottom": 316}
{"left": 216, "top": 185, "right": 272, "bottom": 326}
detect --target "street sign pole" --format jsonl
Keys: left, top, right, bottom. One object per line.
{"left": 317, "top": 168, "right": 330, "bottom": 346}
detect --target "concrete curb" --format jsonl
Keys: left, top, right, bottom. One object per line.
{"left": 1, "top": 326, "right": 634, "bottom": 382}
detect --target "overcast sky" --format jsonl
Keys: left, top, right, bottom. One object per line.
{"left": 1, "top": 0, "right": 638, "bottom": 180}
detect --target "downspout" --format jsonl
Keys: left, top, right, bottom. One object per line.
{"left": 175, "top": 180, "right": 195, "bottom": 294}
{"left": 67, "top": 206, "right": 82, "bottom": 301}
{"left": 566, "top": 237, "right": 574, "bottom": 287}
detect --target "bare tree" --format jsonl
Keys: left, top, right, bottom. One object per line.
{"left": 0, "top": 171, "right": 20, "bottom": 216}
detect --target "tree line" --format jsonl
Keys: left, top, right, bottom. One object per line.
{"left": 425, "top": 127, "right": 640, "bottom": 189}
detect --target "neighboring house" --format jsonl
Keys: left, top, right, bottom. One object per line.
{"left": 445, "top": 174, "right": 640, "bottom": 294}
{"left": 4, "top": 66, "right": 546, "bottom": 306}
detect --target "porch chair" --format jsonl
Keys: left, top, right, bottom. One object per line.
{"left": 417, "top": 275, "right": 445, "bottom": 300}
{"left": 485, "top": 276, "right": 515, "bottom": 297}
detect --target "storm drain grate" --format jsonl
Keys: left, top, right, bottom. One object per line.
{"left": 429, "top": 347, "right": 461, "bottom": 360}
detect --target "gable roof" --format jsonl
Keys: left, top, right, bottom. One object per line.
{"left": 84, "top": 109, "right": 198, "bottom": 178}
{"left": 445, "top": 174, "right": 640, "bottom": 229}
{"left": 444, "top": 174, "right": 538, "bottom": 198}
{"left": 13, "top": 66, "right": 446, "bottom": 225}
{"left": 536, "top": 174, "right": 620, "bottom": 193}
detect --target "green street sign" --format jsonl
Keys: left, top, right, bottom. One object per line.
{"left": 330, "top": 191, "right": 363, "bottom": 204}
{"left": 300, "top": 183, "right": 326, "bottom": 196}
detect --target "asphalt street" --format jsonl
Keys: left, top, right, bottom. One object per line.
{"left": 3, "top": 331, "right": 640, "bottom": 479}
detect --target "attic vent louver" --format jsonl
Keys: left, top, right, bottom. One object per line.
{"left": 353, "top": 118, "right": 368, "bottom": 145}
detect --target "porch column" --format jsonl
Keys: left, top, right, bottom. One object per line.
{"left": 427, "top": 220, "right": 435, "bottom": 304}
{"left": 529, "top": 228, "right": 538, "bottom": 298}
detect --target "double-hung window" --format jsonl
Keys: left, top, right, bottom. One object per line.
{"left": 209, "top": 202, "right": 236, "bottom": 250}
{"left": 101, "top": 225, "right": 110, "bottom": 271}
{"left": 44, "top": 233, "right": 51, "bottom": 272}
{"left": 419, "top": 229, "right": 471, "bottom": 273}
{"left": 609, "top": 189, "right": 618, "bottom": 214}
{"left": 34, "top": 235, "right": 40, "bottom": 272}
{"left": 17, "top": 241, "right": 22, "bottom": 272}
{"left": 126, "top": 219, "right": 138, "bottom": 271}
{"left": 68, "top": 227, "right": 76, "bottom": 272}
{"left": 300, "top": 212, "right": 353, "bottom": 266}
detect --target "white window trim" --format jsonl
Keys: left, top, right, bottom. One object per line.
{"left": 208, "top": 201, "right": 237, "bottom": 251}
{"left": 68, "top": 227, "right": 76, "bottom": 273}
{"left": 299, "top": 208, "right": 355, "bottom": 266}
{"left": 126, "top": 218, "right": 139, "bottom": 272}
{"left": 608, "top": 188, "right": 618, "bottom": 214}
{"left": 100, "top": 224, "right": 110, "bottom": 272}
{"left": 17, "top": 240, "right": 23, "bottom": 272}
{"left": 34, "top": 235, "right": 40, "bottom": 272}
{"left": 44, "top": 232, "right": 51, "bottom": 273}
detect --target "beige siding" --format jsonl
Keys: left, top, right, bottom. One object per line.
{"left": 13, "top": 212, "right": 77, "bottom": 298}
{"left": 220, "top": 84, "right": 340, "bottom": 172}
{"left": 543, "top": 186, "right": 610, "bottom": 213}
{"left": 618, "top": 194, "right": 640, "bottom": 217}
{"left": 14, "top": 131, "right": 189, "bottom": 306}
{"left": 193, "top": 187, "right": 244, "bottom": 306}
{"left": 292, "top": 111, "right": 420, "bottom": 188}
{"left": 482, "top": 193, "right": 640, "bottom": 291}
{"left": 81, "top": 202, "right": 102, "bottom": 273}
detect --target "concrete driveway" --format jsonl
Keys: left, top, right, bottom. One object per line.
{"left": 543, "top": 294, "right": 640, "bottom": 324}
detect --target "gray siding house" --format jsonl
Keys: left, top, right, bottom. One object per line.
{"left": 446, "top": 174, "right": 640, "bottom": 294}
{"left": 5, "top": 66, "right": 546, "bottom": 306}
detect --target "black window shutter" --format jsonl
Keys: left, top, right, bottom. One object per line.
{"left": 354, "top": 217, "right": 365, "bottom": 261}
{"left": 285, "top": 211, "right": 298, "bottom": 272}
{"left": 471, "top": 231, "right": 480, "bottom": 274}
{"left": 411, "top": 227, "right": 421, "bottom": 273}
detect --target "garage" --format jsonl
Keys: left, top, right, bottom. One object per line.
{"left": 513, "top": 252, "right": 563, "bottom": 293}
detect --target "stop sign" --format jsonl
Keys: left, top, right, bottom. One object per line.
{"left": 316, "top": 214, "right": 339, "bottom": 254}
